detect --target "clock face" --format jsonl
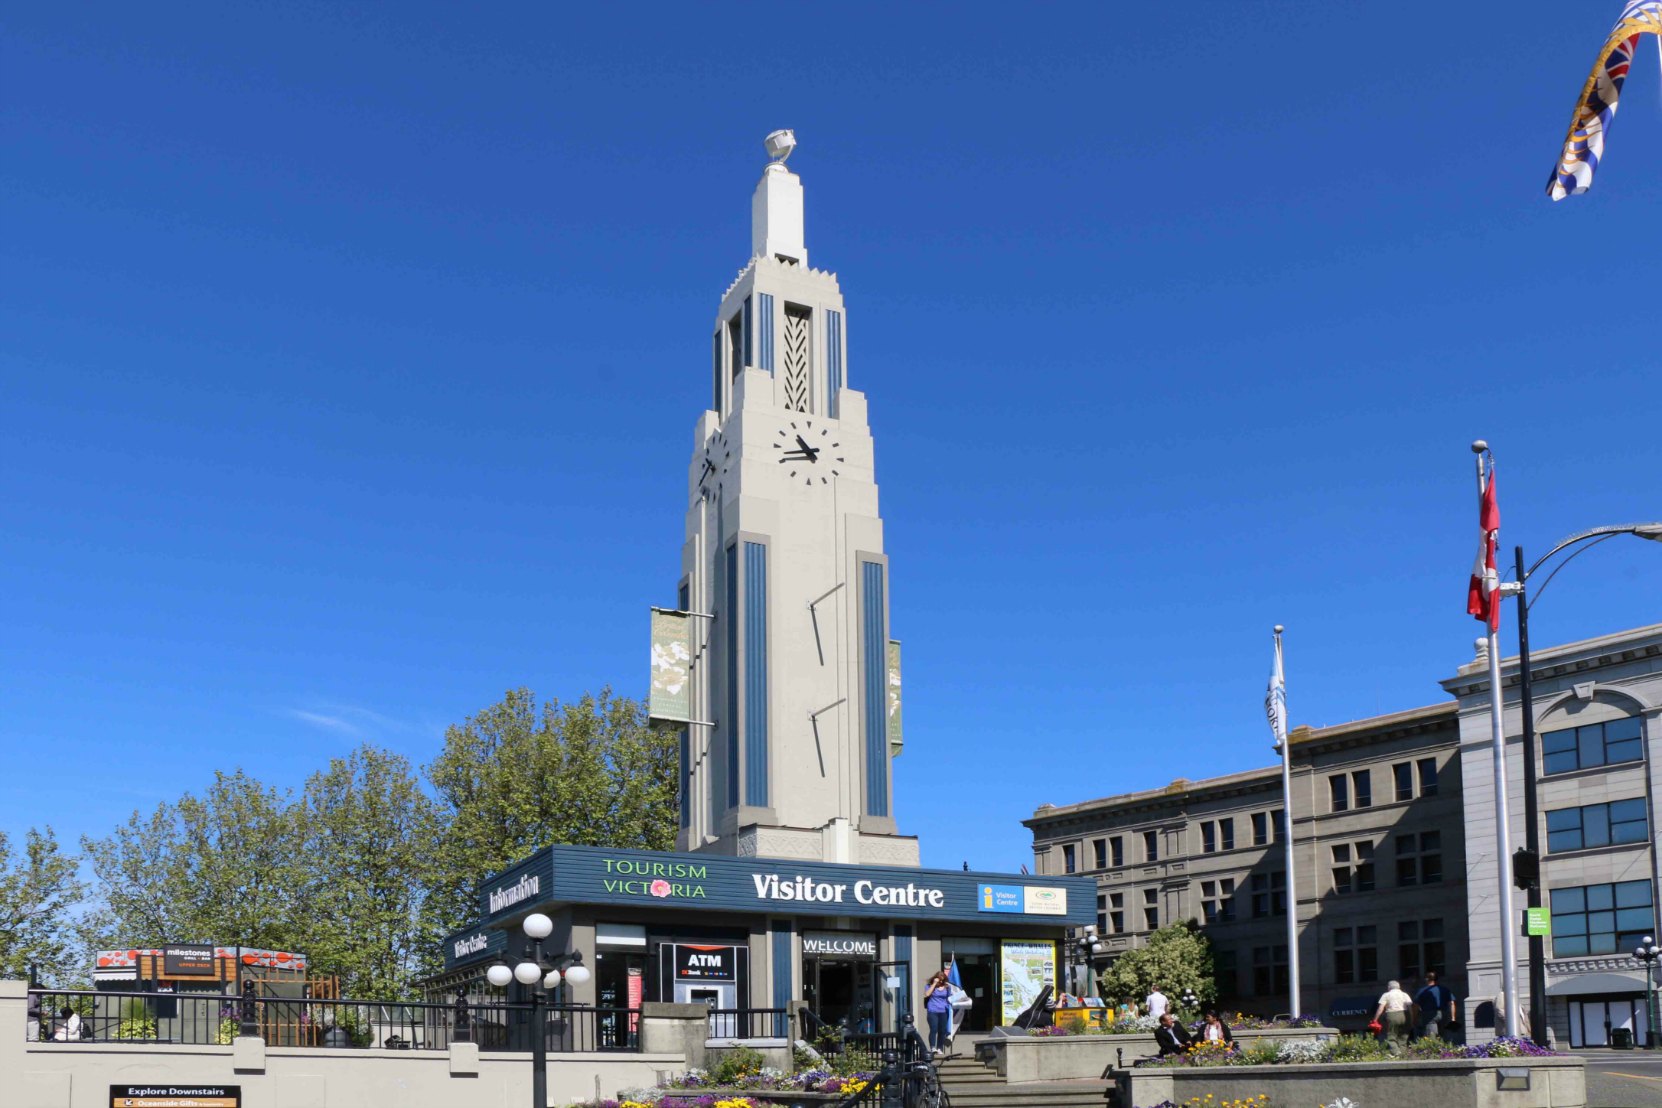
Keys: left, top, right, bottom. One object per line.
{"left": 699, "top": 431, "right": 731, "bottom": 497}
{"left": 773, "top": 418, "right": 845, "bottom": 488}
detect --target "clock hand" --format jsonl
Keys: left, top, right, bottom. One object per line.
{"left": 794, "top": 435, "right": 821, "bottom": 457}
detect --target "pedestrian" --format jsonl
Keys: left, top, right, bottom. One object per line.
{"left": 1414, "top": 972, "right": 1456, "bottom": 1041}
{"left": 26, "top": 990, "right": 41, "bottom": 1042}
{"left": 1199, "top": 1010, "right": 1235, "bottom": 1049}
{"left": 1154, "top": 1012, "right": 1193, "bottom": 1057}
{"left": 923, "top": 969, "right": 954, "bottom": 1057}
{"left": 1372, "top": 979, "right": 1416, "bottom": 1054}
{"left": 1145, "top": 986, "right": 1169, "bottom": 1020}
{"left": 51, "top": 1005, "right": 82, "bottom": 1042}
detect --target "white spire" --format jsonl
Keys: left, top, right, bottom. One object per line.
{"left": 752, "top": 130, "right": 805, "bottom": 265}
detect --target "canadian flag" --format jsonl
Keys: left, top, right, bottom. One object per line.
{"left": 1467, "top": 468, "right": 1501, "bottom": 631}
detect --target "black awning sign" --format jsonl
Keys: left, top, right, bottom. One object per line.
{"left": 673, "top": 944, "right": 737, "bottom": 982}
{"left": 111, "top": 1086, "right": 240, "bottom": 1107}
{"left": 162, "top": 945, "right": 216, "bottom": 975}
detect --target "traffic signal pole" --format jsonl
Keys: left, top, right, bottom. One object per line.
{"left": 1514, "top": 545, "right": 1548, "bottom": 1048}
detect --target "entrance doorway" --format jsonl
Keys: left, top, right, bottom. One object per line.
{"left": 1569, "top": 996, "right": 1647, "bottom": 1048}
{"left": 952, "top": 954, "right": 996, "bottom": 1033}
{"left": 803, "top": 958, "right": 869, "bottom": 1034}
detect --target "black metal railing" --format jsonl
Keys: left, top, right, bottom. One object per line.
{"left": 836, "top": 1051, "right": 945, "bottom": 1108}
{"left": 25, "top": 989, "right": 641, "bottom": 1053}
{"left": 705, "top": 1006, "right": 791, "bottom": 1040}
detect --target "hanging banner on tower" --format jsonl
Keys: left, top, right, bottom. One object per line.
{"left": 649, "top": 609, "right": 693, "bottom": 723}
{"left": 887, "top": 640, "right": 903, "bottom": 757}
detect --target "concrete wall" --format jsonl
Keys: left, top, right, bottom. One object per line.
{"left": 984, "top": 1026, "right": 1335, "bottom": 1083}
{"left": 1117, "top": 1056, "right": 1587, "bottom": 1108}
{"left": 6, "top": 982, "right": 682, "bottom": 1108}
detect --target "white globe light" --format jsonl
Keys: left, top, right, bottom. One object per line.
{"left": 564, "top": 963, "right": 591, "bottom": 986}
{"left": 543, "top": 969, "right": 562, "bottom": 989}
{"left": 523, "top": 913, "right": 554, "bottom": 940}
{"left": 486, "top": 964, "right": 513, "bottom": 988}
{"left": 514, "top": 961, "right": 543, "bottom": 986}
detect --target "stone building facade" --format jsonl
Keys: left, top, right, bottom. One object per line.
{"left": 1026, "top": 702, "right": 1467, "bottom": 1024}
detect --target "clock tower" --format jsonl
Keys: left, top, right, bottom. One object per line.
{"left": 676, "top": 133, "right": 916, "bottom": 867}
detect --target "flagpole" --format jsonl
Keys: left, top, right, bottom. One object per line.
{"left": 1474, "top": 443, "right": 1520, "bottom": 1039}
{"left": 1275, "top": 627, "right": 1300, "bottom": 1019}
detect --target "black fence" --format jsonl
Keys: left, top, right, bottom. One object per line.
{"left": 706, "top": 1007, "right": 791, "bottom": 1040}
{"left": 835, "top": 1052, "right": 947, "bottom": 1108}
{"left": 26, "top": 989, "right": 641, "bottom": 1053}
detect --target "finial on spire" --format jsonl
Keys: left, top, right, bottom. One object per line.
{"left": 764, "top": 129, "right": 796, "bottom": 165}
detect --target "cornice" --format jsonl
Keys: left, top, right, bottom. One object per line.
{"left": 1442, "top": 623, "right": 1662, "bottom": 697}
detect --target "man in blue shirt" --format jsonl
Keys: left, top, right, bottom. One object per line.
{"left": 1414, "top": 972, "right": 1457, "bottom": 1041}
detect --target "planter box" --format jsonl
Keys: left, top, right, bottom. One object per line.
{"left": 1114, "top": 1056, "right": 1586, "bottom": 1108}
{"left": 985, "top": 1026, "right": 1336, "bottom": 1083}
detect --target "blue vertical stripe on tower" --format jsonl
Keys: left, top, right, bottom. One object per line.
{"left": 742, "top": 296, "right": 753, "bottom": 370}
{"left": 771, "top": 921, "right": 794, "bottom": 1023}
{"left": 744, "top": 541, "right": 769, "bottom": 807}
{"left": 726, "top": 544, "right": 740, "bottom": 809}
{"left": 679, "top": 728, "right": 691, "bottom": 828}
{"left": 861, "top": 560, "right": 888, "bottom": 817}
{"left": 758, "top": 293, "right": 775, "bottom": 373}
{"left": 826, "top": 309, "right": 843, "bottom": 418}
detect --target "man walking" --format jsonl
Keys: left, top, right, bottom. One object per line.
{"left": 1414, "top": 972, "right": 1456, "bottom": 1041}
{"left": 1373, "top": 979, "right": 1417, "bottom": 1054}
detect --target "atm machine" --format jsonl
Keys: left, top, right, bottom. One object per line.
{"left": 660, "top": 942, "right": 747, "bottom": 1035}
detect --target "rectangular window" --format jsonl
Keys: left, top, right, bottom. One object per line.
{"left": 1097, "top": 893, "right": 1108, "bottom": 934}
{"left": 1093, "top": 838, "right": 1107, "bottom": 870}
{"left": 1201, "top": 822, "right": 1216, "bottom": 854}
{"left": 1552, "top": 880, "right": 1654, "bottom": 957}
{"left": 712, "top": 331, "right": 723, "bottom": 413}
{"left": 1272, "top": 809, "right": 1284, "bottom": 844}
{"left": 1352, "top": 769, "right": 1372, "bottom": 809}
{"left": 756, "top": 292, "right": 775, "bottom": 372}
{"left": 1251, "top": 872, "right": 1286, "bottom": 918}
{"left": 1394, "top": 762, "right": 1414, "bottom": 802}
{"left": 1332, "top": 841, "right": 1376, "bottom": 893}
{"left": 860, "top": 560, "right": 889, "bottom": 817}
{"left": 1201, "top": 878, "right": 1236, "bottom": 924}
{"left": 1329, "top": 774, "right": 1349, "bottom": 813}
{"left": 1143, "top": 888, "right": 1159, "bottom": 930}
{"left": 743, "top": 541, "right": 769, "bottom": 808}
{"left": 1396, "top": 831, "right": 1443, "bottom": 886}
{"left": 1252, "top": 945, "right": 1289, "bottom": 996}
{"left": 1547, "top": 798, "right": 1649, "bottom": 853}
{"left": 1220, "top": 818, "right": 1235, "bottom": 851}
{"left": 1109, "top": 892, "right": 1124, "bottom": 934}
{"left": 1418, "top": 757, "right": 1439, "bottom": 796}
{"left": 1252, "top": 812, "right": 1268, "bottom": 846}
{"left": 1063, "top": 844, "right": 1077, "bottom": 874}
{"left": 825, "top": 308, "right": 843, "bottom": 418}
{"left": 1110, "top": 836, "right": 1124, "bottom": 868}
{"left": 727, "top": 313, "right": 744, "bottom": 382}
{"left": 1334, "top": 925, "right": 1379, "bottom": 985}
{"left": 1143, "top": 830, "right": 1159, "bottom": 863}
{"left": 1398, "top": 918, "right": 1446, "bottom": 979}
{"left": 1543, "top": 717, "right": 1644, "bottom": 775}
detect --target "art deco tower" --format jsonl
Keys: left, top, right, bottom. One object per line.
{"left": 676, "top": 133, "right": 914, "bottom": 867}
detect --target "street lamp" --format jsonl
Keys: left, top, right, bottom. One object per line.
{"left": 485, "top": 913, "right": 591, "bottom": 1108}
{"left": 1072, "top": 926, "right": 1106, "bottom": 998}
{"left": 1635, "top": 937, "right": 1661, "bottom": 1049}
{"left": 1512, "top": 522, "right": 1662, "bottom": 1048}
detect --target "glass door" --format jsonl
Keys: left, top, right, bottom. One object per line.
{"left": 867, "top": 960, "right": 911, "bottom": 1035}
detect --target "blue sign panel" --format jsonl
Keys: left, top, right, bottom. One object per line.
{"left": 476, "top": 844, "right": 1094, "bottom": 926}
{"left": 978, "top": 884, "right": 1024, "bottom": 913}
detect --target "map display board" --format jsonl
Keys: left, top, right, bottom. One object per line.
{"left": 999, "top": 940, "right": 1056, "bottom": 1025}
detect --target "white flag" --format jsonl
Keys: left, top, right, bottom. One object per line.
{"left": 1265, "top": 635, "right": 1287, "bottom": 751}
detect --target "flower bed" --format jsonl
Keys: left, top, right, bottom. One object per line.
{"left": 1037, "top": 1012, "right": 1324, "bottom": 1037}
{"left": 986, "top": 1024, "right": 1335, "bottom": 1083}
{"left": 1117, "top": 1054, "right": 1586, "bottom": 1108}
{"left": 1137, "top": 1034, "right": 1556, "bottom": 1068}
{"left": 564, "top": 1067, "right": 872, "bottom": 1107}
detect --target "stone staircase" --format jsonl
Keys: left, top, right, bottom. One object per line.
{"left": 935, "top": 1051, "right": 1111, "bottom": 1108}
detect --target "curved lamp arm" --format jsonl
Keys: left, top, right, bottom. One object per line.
{"left": 1523, "top": 522, "right": 1662, "bottom": 610}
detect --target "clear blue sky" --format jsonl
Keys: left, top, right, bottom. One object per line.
{"left": 4, "top": 3, "right": 1660, "bottom": 875}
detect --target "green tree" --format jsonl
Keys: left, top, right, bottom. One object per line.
{"left": 424, "top": 687, "right": 676, "bottom": 939}
{"left": 298, "top": 744, "right": 439, "bottom": 999}
{"left": 1097, "top": 922, "right": 1217, "bottom": 1012}
{"left": 82, "top": 770, "right": 305, "bottom": 953}
{"left": 0, "top": 827, "right": 87, "bottom": 984}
